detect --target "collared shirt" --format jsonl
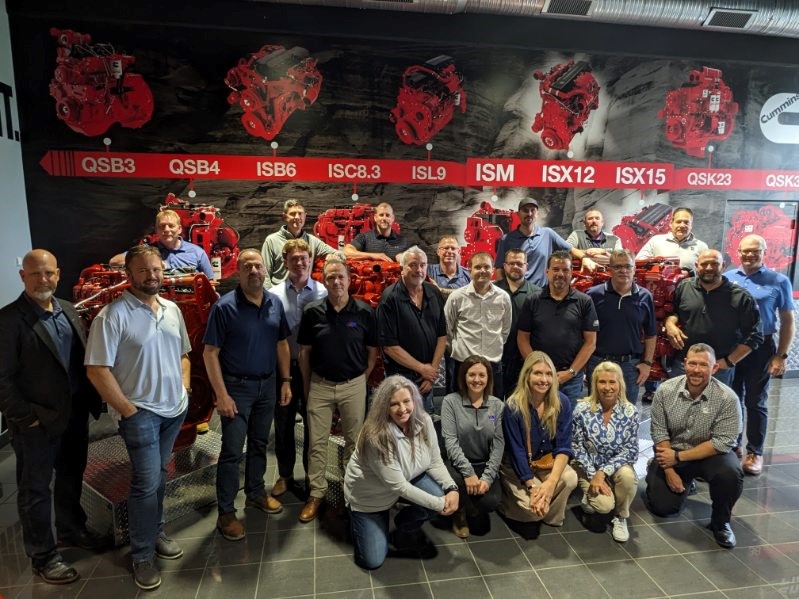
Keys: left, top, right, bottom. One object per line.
{"left": 635, "top": 233, "right": 708, "bottom": 269}
{"left": 494, "top": 279, "right": 541, "bottom": 364}
{"left": 572, "top": 399, "right": 639, "bottom": 478}
{"left": 566, "top": 229, "right": 622, "bottom": 251}
{"left": 156, "top": 239, "right": 214, "bottom": 279}
{"left": 517, "top": 286, "right": 599, "bottom": 371}
{"left": 587, "top": 281, "right": 657, "bottom": 356}
{"left": 297, "top": 296, "right": 377, "bottom": 380}
{"left": 26, "top": 295, "right": 80, "bottom": 395}
{"left": 260, "top": 226, "right": 336, "bottom": 289}
{"left": 427, "top": 263, "right": 471, "bottom": 289}
{"left": 495, "top": 226, "right": 572, "bottom": 287}
{"left": 349, "top": 229, "right": 408, "bottom": 261}
{"left": 440, "top": 393, "right": 505, "bottom": 485}
{"left": 85, "top": 290, "right": 190, "bottom": 419}
{"left": 650, "top": 375, "right": 742, "bottom": 454}
{"left": 202, "top": 287, "right": 290, "bottom": 378}
{"left": 377, "top": 280, "right": 446, "bottom": 379}
{"left": 725, "top": 266, "right": 793, "bottom": 336}
{"left": 671, "top": 276, "right": 763, "bottom": 357}
{"left": 270, "top": 277, "right": 327, "bottom": 357}
{"left": 444, "top": 282, "right": 512, "bottom": 363}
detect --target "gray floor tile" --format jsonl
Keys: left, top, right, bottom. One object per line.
{"left": 735, "top": 513, "right": 799, "bottom": 544}
{"left": 205, "top": 532, "right": 266, "bottom": 567}
{"left": 683, "top": 549, "right": 766, "bottom": 590}
{"left": 772, "top": 541, "right": 799, "bottom": 565}
{"left": 254, "top": 558, "right": 313, "bottom": 598}
{"left": 143, "top": 568, "right": 205, "bottom": 599}
{"left": 653, "top": 521, "right": 722, "bottom": 553}
{"left": 484, "top": 570, "right": 547, "bottom": 596}
{"left": 724, "top": 585, "right": 791, "bottom": 599}
{"left": 519, "top": 531, "right": 583, "bottom": 569}
{"left": 537, "top": 564, "right": 611, "bottom": 599}
{"left": 587, "top": 558, "right": 666, "bottom": 599}
{"left": 314, "top": 528, "right": 352, "bottom": 558}
{"left": 428, "top": 577, "right": 489, "bottom": 599}
{"left": 635, "top": 554, "right": 716, "bottom": 596}
{"left": 156, "top": 536, "right": 211, "bottom": 572}
{"left": 468, "top": 538, "right": 530, "bottom": 574}
{"left": 199, "top": 563, "right": 261, "bottom": 599}
{"left": 422, "top": 543, "right": 480, "bottom": 581}
{"left": 560, "top": 529, "right": 630, "bottom": 564}
{"left": 89, "top": 549, "right": 134, "bottom": 579}
{"left": 771, "top": 580, "right": 799, "bottom": 598}
{"left": 75, "top": 576, "right": 137, "bottom": 599}
{"left": 773, "top": 510, "right": 799, "bottom": 530}
{"left": 164, "top": 505, "right": 219, "bottom": 540}
{"left": 464, "top": 511, "right": 513, "bottom": 541}
{"left": 262, "top": 527, "right": 314, "bottom": 562}
{"left": 314, "top": 555, "right": 372, "bottom": 594}
{"left": 744, "top": 486, "right": 799, "bottom": 513}
{"left": 11, "top": 581, "right": 85, "bottom": 599}
{"left": 618, "top": 524, "right": 679, "bottom": 558}
{"left": 316, "top": 589, "right": 373, "bottom": 598}
{"left": 370, "top": 555, "right": 427, "bottom": 587}
{"left": 373, "top": 582, "right": 433, "bottom": 599}
{"left": 732, "top": 544, "right": 799, "bottom": 584}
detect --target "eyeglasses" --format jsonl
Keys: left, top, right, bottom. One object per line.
{"left": 610, "top": 264, "right": 634, "bottom": 271}
{"left": 738, "top": 249, "right": 763, "bottom": 256}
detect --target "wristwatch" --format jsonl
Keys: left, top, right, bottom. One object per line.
{"left": 639, "top": 359, "right": 653, "bottom": 367}
{"left": 444, "top": 485, "right": 459, "bottom": 493}
{"left": 674, "top": 450, "right": 681, "bottom": 463}
{"left": 725, "top": 356, "right": 737, "bottom": 367}
{"left": 567, "top": 367, "right": 577, "bottom": 377}
{"left": 778, "top": 353, "right": 789, "bottom": 359}
{"left": 281, "top": 377, "right": 292, "bottom": 383}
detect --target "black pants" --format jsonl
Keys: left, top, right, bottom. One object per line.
{"left": 645, "top": 451, "right": 743, "bottom": 526}
{"left": 445, "top": 461, "right": 502, "bottom": 516}
{"left": 273, "top": 361, "right": 309, "bottom": 479}
{"left": 732, "top": 335, "right": 775, "bottom": 456}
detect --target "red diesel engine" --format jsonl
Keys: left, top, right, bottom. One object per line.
{"left": 48, "top": 28, "right": 154, "bottom": 137}
{"left": 659, "top": 66, "right": 739, "bottom": 158}
{"left": 389, "top": 55, "right": 467, "bottom": 146}
{"left": 612, "top": 203, "right": 673, "bottom": 254}
{"left": 313, "top": 203, "right": 402, "bottom": 249}
{"left": 224, "top": 45, "right": 322, "bottom": 141}
{"left": 461, "top": 201, "right": 520, "bottom": 267}
{"left": 532, "top": 60, "right": 600, "bottom": 151}
{"left": 724, "top": 205, "right": 795, "bottom": 272}
{"left": 73, "top": 267, "right": 218, "bottom": 450}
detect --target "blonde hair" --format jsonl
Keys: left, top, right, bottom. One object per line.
{"left": 507, "top": 351, "right": 561, "bottom": 439}
{"left": 584, "top": 361, "right": 629, "bottom": 412}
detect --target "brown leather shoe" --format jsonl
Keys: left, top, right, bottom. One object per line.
{"left": 245, "top": 494, "right": 283, "bottom": 514}
{"left": 216, "top": 512, "right": 245, "bottom": 541}
{"left": 742, "top": 453, "right": 763, "bottom": 475}
{"left": 734, "top": 446, "right": 744, "bottom": 459}
{"left": 299, "top": 497, "right": 323, "bottom": 523}
{"left": 271, "top": 477, "right": 291, "bottom": 497}
{"left": 452, "top": 509, "right": 469, "bottom": 539}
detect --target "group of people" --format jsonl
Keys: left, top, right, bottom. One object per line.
{"left": 0, "top": 194, "right": 793, "bottom": 588}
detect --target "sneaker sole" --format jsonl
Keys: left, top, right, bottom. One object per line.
{"left": 134, "top": 576, "right": 162, "bottom": 591}
{"left": 33, "top": 571, "right": 80, "bottom": 585}
{"left": 155, "top": 549, "right": 184, "bottom": 560}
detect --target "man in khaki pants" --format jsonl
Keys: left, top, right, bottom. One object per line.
{"left": 297, "top": 257, "right": 377, "bottom": 522}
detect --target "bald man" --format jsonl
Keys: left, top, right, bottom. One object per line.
{"left": 0, "top": 250, "right": 104, "bottom": 584}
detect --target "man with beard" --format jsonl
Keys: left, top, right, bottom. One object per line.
{"left": 495, "top": 248, "right": 541, "bottom": 397}
{"left": 636, "top": 207, "right": 708, "bottom": 269}
{"left": 297, "top": 257, "right": 377, "bottom": 522}
{"left": 86, "top": 245, "right": 191, "bottom": 590}
{"left": 566, "top": 209, "right": 622, "bottom": 266}
{"left": 664, "top": 249, "right": 762, "bottom": 388}
{"left": 261, "top": 199, "right": 336, "bottom": 289}
{"left": 647, "top": 343, "right": 743, "bottom": 549}
{"left": 344, "top": 202, "right": 408, "bottom": 261}
{"left": 0, "top": 250, "right": 105, "bottom": 585}
{"left": 378, "top": 246, "right": 447, "bottom": 413}
{"left": 203, "top": 249, "right": 292, "bottom": 541}
{"left": 725, "top": 234, "right": 794, "bottom": 475}
{"left": 517, "top": 251, "right": 598, "bottom": 405}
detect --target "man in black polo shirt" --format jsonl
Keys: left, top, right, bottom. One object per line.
{"left": 517, "top": 251, "right": 598, "bottom": 405}
{"left": 377, "top": 245, "right": 447, "bottom": 412}
{"left": 343, "top": 202, "right": 408, "bottom": 261}
{"left": 297, "top": 257, "right": 377, "bottom": 523}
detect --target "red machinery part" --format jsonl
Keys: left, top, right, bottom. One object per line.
{"left": 389, "top": 55, "right": 467, "bottom": 146}
{"left": 612, "top": 203, "right": 673, "bottom": 255}
{"left": 658, "top": 66, "right": 739, "bottom": 158}
{"left": 461, "top": 201, "right": 520, "bottom": 267}
{"left": 73, "top": 267, "right": 218, "bottom": 451}
{"left": 724, "top": 205, "right": 795, "bottom": 271}
{"left": 48, "top": 28, "right": 154, "bottom": 137}
{"left": 532, "top": 60, "right": 600, "bottom": 151}
{"left": 224, "top": 45, "right": 322, "bottom": 141}
{"left": 313, "top": 203, "right": 402, "bottom": 250}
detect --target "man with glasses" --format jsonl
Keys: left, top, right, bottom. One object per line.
{"left": 586, "top": 249, "right": 657, "bottom": 403}
{"left": 724, "top": 234, "right": 794, "bottom": 475}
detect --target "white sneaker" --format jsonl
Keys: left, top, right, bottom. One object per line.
{"left": 581, "top": 492, "right": 595, "bottom": 514}
{"left": 611, "top": 517, "right": 629, "bottom": 542}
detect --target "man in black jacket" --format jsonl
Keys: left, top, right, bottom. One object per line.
{"left": 0, "top": 249, "right": 104, "bottom": 585}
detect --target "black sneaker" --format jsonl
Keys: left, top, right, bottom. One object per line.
{"left": 155, "top": 534, "right": 183, "bottom": 560}
{"left": 32, "top": 557, "right": 79, "bottom": 585}
{"left": 133, "top": 559, "right": 161, "bottom": 590}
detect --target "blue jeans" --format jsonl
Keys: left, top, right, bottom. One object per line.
{"left": 349, "top": 473, "right": 444, "bottom": 569}
{"left": 217, "top": 374, "right": 277, "bottom": 514}
{"left": 559, "top": 371, "right": 585, "bottom": 408}
{"left": 732, "top": 336, "right": 775, "bottom": 455}
{"left": 586, "top": 356, "right": 641, "bottom": 404}
{"left": 670, "top": 358, "right": 735, "bottom": 387}
{"left": 117, "top": 406, "right": 186, "bottom": 563}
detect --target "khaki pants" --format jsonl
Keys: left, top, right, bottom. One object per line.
{"left": 307, "top": 374, "right": 366, "bottom": 499}
{"left": 574, "top": 463, "right": 637, "bottom": 519}
{"left": 499, "top": 457, "right": 578, "bottom": 525}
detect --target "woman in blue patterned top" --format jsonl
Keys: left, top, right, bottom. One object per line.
{"left": 572, "top": 361, "right": 639, "bottom": 543}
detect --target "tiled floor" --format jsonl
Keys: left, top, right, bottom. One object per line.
{"left": 1, "top": 379, "right": 799, "bottom": 598}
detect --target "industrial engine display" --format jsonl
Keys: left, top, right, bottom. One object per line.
{"left": 460, "top": 201, "right": 520, "bottom": 267}
{"left": 73, "top": 267, "right": 218, "bottom": 451}
{"left": 389, "top": 55, "right": 467, "bottom": 145}
{"left": 531, "top": 60, "right": 600, "bottom": 151}
{"left": 612, "top": 203, "right": 673, "bottom": 254}
{"left": 658, "top": 66, "right": 739, "bottom": 158}
{"left": 724, "top": 205, "right": 794, "bottom": 271}
{"left": 313, "top": 202, "right": 402, "bottom": 249}
{"left": 48, "top": 28, "right": 154, "bottom": 137}
{"left": 224, "top": 45, "right": 322, "bottom": 141}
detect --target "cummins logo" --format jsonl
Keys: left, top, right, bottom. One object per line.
{"left": 760, "top": 92, "right": 799, "bottom": 144}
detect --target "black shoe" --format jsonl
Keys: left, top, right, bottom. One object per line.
{"left": 501, "top": 514, "right": 541, "bottom": 540}
{"left": 641, "top": 391, "right": 655, "bottom": 403}
{"left": 32, "top": 558, "right": 80, "bottom": 585}
{"left": 708, "top": 522, "right": 736, "bottom": 549}
{"left": 58, "top": 528, "right": 111, "bottom": 551}
{"left": 133, "top": 559, "right": 161, "bottom": 590}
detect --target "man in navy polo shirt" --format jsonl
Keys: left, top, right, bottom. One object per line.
{"left": 517, "top": 251, "right": 598, "bottom": 405}
{"left": 344, "top": 202, "right": 408, "bottom": 261}
{"left": 586, "top": 249, "right": 657, "bottom": 403}
{"left": 203, "top": 249, "right": 292, "bottom": 542}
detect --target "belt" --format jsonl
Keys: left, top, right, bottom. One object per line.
{"left": 223, "top": 372, "right": 273, "bottom": 382}
{"left": 312, "top": 373, "right": 364, "bottom": 385}
{"left": 595, "top": 353, "right": 641, "bottom": 363}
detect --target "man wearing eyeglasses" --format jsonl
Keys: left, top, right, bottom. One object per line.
{"left": 586, "top": 249, "right": 657, "bottom": 403}
{"left": 724, "top": 234, "right": 794, "bottom": 475}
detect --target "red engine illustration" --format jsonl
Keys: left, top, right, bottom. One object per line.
{"left": 658, "top": 66, "right": 739, "bottom": 158}
{"left": 48, "top": 28, "right": 154, "bottom": 137}
{"left": 73, "top": 268, "right": 218, "bottom": 450}
{"left": 313, "top": 203, "right": 402, "bottom": 249}
{"left": 224, "top": 45, "right": 322, "bottom": 141}
{"left": 612, "top": 203, "right": 673, "bottom": 254}
{"left": 140, "top": 193, "right": 240, "bottom": 280}
{"left": 724, "top": 205, "right": 796, "bottom": 271}
{"left": 461, "top": 201, "right": 520, "bottom": 266}
{"left": 389, "top": 55, "right": 467, "bottom": 146}
{"left": 532, "top": 60, "right": 600, "bottom": 150}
